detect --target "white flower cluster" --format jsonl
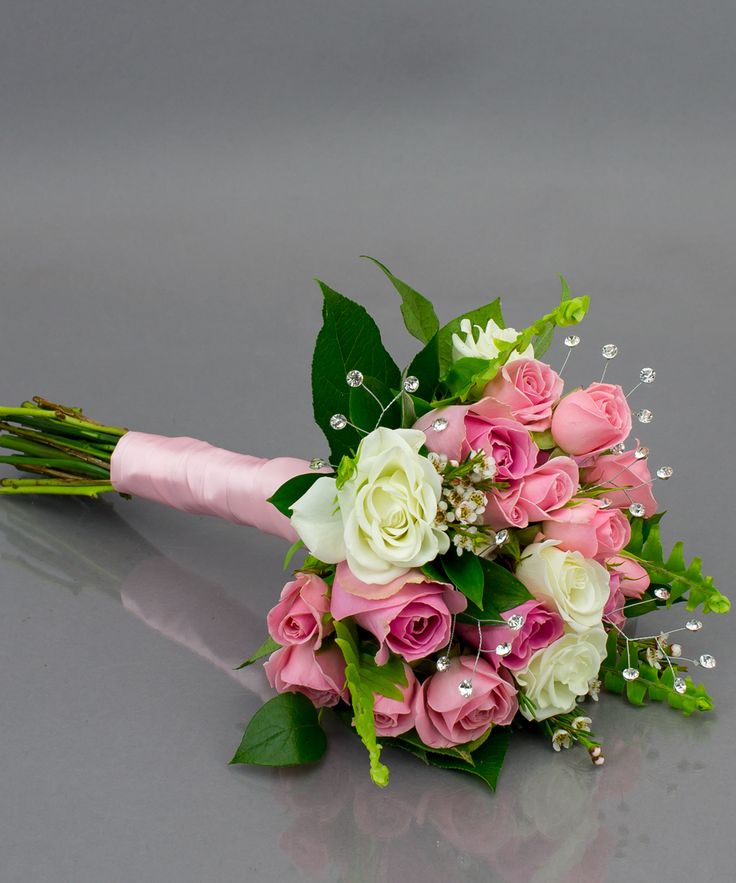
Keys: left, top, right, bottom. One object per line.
{"left": 427, "top": 450, "right": 497, "bottom": 554}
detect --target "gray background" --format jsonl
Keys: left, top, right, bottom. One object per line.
{"left": 1, "top": 2, "right": 735, "bottom": 881}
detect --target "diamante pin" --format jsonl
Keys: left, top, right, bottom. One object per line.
{"left": 636, "top": 408, "right": 653, "bottom": 424}
{"left": 507, "top": 614, "right": 525, "bottom": 631}
{"left": 495, "top": 642, "right": 512, "bottom": 657}
{"left": 685, "top": 619, "right": 702, "bottom": 631}
{"left": 622, "top": 668, "right": 640, "bottom": 681}
{"left": 564, "top": 335, "right": 581, "bottom": 347}
{"left": 346, "top": 370, "right": 364, "bottom": 388}
{"left": 599, "top": 498, "right": 613, "bottom": 509}
{"left": 495, "top": 529, "right": 509, "bottom": 545}
{"left": 458, "top": 679, "right": 474, "bottom": 698}
{"left": 656, "top": 466, "right": 674, "bottom": 480}
{"left": 654, "top": 588, "right": 670, "bottom": 600}
{"left": 640, "top": 367, "right": 656, "bottom": 383}
{"left": 436, "top": 655, "right": 451, "bottom": 672}
{"left": 602, "top": 344, "right": 619, "bottom": 359}
{"left": 611, "top": 442, "right": 626, "bottom": 454}
{"left": 629, "top": 502, "right": 646, "bottom": 517}
{"left": 309, "top": 457, "right": 327, "bottom": 470}
{"left": 634, "top": 446, "right": 649, "bottom": 460}
{"left": 674, "top": 678, "right": 687, "bottom": 694}
{"left": 431, "top": 417, "right": 449, "bottom": 432}
{"left": 403, "top": 375, "right": 420, "bottom": 393}
{"left": 330, "top": 414, "right": 348, "bottom": 430}
{"left": 698, "top": 654, "right": 716, "bottom": 669}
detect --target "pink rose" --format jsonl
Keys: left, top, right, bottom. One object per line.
{"left": 413, "top": 656, "right": 518, "bottom": 748}
{"left": 267, "top": 572, "right": 332, "bottom": 648}
{"left": 606, "top": 556, "right": 650, "bottom": 599}
{"left": 415, "top": 398, "right": 538, "bottom": 479}
{"left": 483, "top": 358, "right": 564, "bottom": 431}
{"left": 373, "top": 664, "right": 419, "bottom": 737}
{"left": 581, "top": 447, "right": 657, "bottom": 517}
{"left": 542, "top": 499, "right": 631, "bottom": 559}
{"left": 457, "top": 600, "right": 565, "bottom": 671}
{"left": 603, "top": 578, "right": 627, "bottom": 629}
{"left": 331, "top": 565, "right": 466, "bottom": 664}
{"left": 551, "top": 382, "right": 632, "bottom": 457}
{"left": 264, "top": 642, "right": 347, "bottom": 708}
{"left": 485, "top": 456, "right": 579, "bottom": 529}
{"left": 464, "top": 413, "right": 538, "bottom": 480}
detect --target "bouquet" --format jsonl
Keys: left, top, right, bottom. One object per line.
{"left": 0, "top": 259, "right": 729, "bottom": 791}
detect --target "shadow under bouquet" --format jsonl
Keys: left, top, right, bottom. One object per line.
{"left": 0, "top": 259, "right": 729, "bottom": 790}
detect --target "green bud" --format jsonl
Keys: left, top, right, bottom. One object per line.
{"left": 556, "top": 295, "right": 590, "bottom": 326}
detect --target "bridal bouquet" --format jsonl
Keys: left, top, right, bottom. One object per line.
{"left": 0, "top": 259, "right": 728, "bottom": 791}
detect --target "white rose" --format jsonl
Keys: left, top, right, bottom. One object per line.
{"left": 290, "top": 428, "right": 449, "bottom": 585}
{"left": 516, "top": 540, "right": 609, "bottom": 633}
{"left": 451, "top": 318, "right": 534, "bottom": 363}
{"left": 514, "top": 628, "right": 608, "bottom": 720}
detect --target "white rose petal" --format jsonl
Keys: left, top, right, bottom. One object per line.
{"left": 290, "top": 476, "right": 346, "bottom": 563}
{"left": 291, "top": 428, "right": 449, "bottom": 585}
{"left": 516, "top": 540, "right": 609, "bottom": 632}
{"left": 515, "top": 629, "right": 608, "bottom": 720}
{"left": 451, "top": 318, "right": 534, "bottom": 363}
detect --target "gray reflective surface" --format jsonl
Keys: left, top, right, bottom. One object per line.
{"left": 2, "top": 2, "right": 735, "bottom": 880}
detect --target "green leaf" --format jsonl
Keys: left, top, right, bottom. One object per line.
{"left": 334, "top": 620, "right": 391, "bottom": 787}
{"left": 441, "top": 551, "right": 484, "bottom": 607}
{"left": 235, "top": 636, "right": 281, "bottom": 670}
{"left": 437, "top": 298, "right": 505, "bottom": 376}
{"left": 533, "top": 321, "right": 556, "bottom": 358}
{"left": 357, "top": 650, "right": 408, "bottom": 702}
{"left": 442, "top": 357, "right": 495, "bottom": 397}
{"left": 311, "top": 281, "right": 401, "bottom": 463}
{"left": 406, "top": 332, "right": 440, "bottom": 403}
{"left": 461, "top": 558, "right": 534, "bottom": 621}
{"left": 624, "top": 519, "right": 730, "bottom": 615}
{"left": 268, "top": 472, "right": 324, "bottom": 518}
{"left": 348, "top": 376, "right": 402, "bottom": 434}
{"left": 425, "top": 726, "right": 511, "bottom": 792}
{"left": 361, "top": 256, "right": 439, "bottom": 344}
{"left": 230, "top": 693, "right": 327, "bottom": 766}
{"left": 282, "top": 539, "right": 305, "bottom": 571}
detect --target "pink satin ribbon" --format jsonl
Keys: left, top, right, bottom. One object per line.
{"left": 110, "top": 431, "right": 314, "bottom": 541}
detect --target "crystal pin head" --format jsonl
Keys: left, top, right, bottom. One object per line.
{"left": 330, "top": 414, "right": 348, "bottom": 430}
{"left": 640, "top": 367, "right": 656, "bottom": 384}
{"left": 654, "top": 587, "right": 670, "bottom": 600}
{"left": 610, "top": 442, "right": 626, "bottom": 454}
{"left": 458, "top": 678, "right": 474, "bottom": 698}
{"left": 507, "top": 614, "right": 525, "bottom": 631}
{"left": 601, "top": 344, "right": 619, "bottom": 359}
{"left": 564, "top": 334, "right": 581, "bottom": 347}
{"left": 309, "top": 457, "right": 327, "bottom": 470}
{"left": 674, "top": 677, "right": 687, "bottom": 694}
{"left": 622, "top": 668, "right": 640, "bottom": 681}
{"left": 685, "top": 619, "right": 703, "bottom": 631}
{"left": 599, "top": 498, "right": 613, "bottom": 509}
{"left": 495, "top": 529, "right": 509, "bottom": 545}
{"left": 698, "top": 654, "right": 717, "bottom": 669}
{"left": 495, "top": 642, "right": 512, "bottom": 657}
{"left": 436, "top": 655, "right": 451, "bottom": 672}
{"left": 634, "top": 446, "right": 649, "bottom": 460}
{"left": 403, "top": 375, "right": 420, "bottom": 393}
{"left": 656, "top": 466, "right": 674, "bottom": 480}
{"left": 636, "top": 408, "right": 653, "bottom": 424}
{"left": 431, "top": 417, "right": 449, "bottom": 432}
{"left": 346, "top": 370, "right": 364, "bottom": 388}
{"left": 629, "top": 502, "right": 646, "bottom": 517}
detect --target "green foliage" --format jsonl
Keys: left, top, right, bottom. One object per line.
{"left": 461, "top": 558, "right": 534, "bottom": 622}
{"left": 361, "top": 257, "right": 440, "bottom": 344}
{"left": 348, "top": 376, "right": 402, "bottom": 434}
{"left": 311, "top": 281, "right": 401, "bottom": 463}
{"left": 601, "top": 638, "right": 714, "bottom": 716}
{"left": 390, "top": 727, "right": 511, "bottom": 792}
{"left": 230, "top": 693, "right": 327, "bottom": 766}
{"left": 334, "top": 620, "right": 394, "bottom": 787}
{"left": 235, "top": 636, "right": 281, "bottom": 670}
{"left": 268, "top": 472, "right": 324, "bottom": 518}
{"left": 625, "top": 517, "right": 730, "bottom": 614}
{"left": 441, "top": 550, "right": 485, "bottom": 607}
